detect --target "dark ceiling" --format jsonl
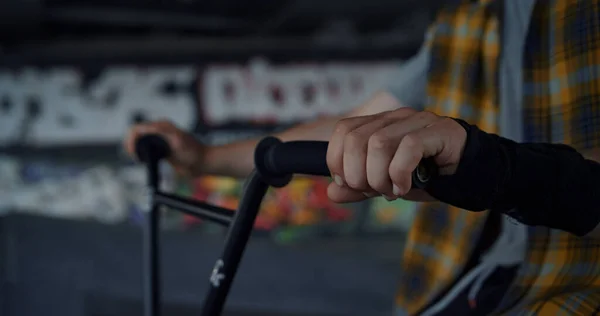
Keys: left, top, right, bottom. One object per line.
{"left": 0, "top": 0, "right": 443, "bottom": 63}
{"left": 2, "top": 0, "right": 441, "bottom": 38}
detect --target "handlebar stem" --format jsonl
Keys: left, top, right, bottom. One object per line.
{"left": 200, "top": 170, "right": 269, "bottom": 316}
{"left": 144, "top": 161, "right": 162, "bottom": 316}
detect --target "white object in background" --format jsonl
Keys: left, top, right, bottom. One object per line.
{"left": 76, "top": 166, "right": 129, "bottom": 224}
{"left": 0, "top": 66, "right": 197, "bottom": 146}
{"left": 201, "top": 59, "right": 400, "bottom": 125}
{"left": 0, "top": 156, "right": 22, "bottom": 189}
{"left": 10, "top": 166, "right": 129, "bottom": 223}
{"left": 119, "top": 165, "right": 148, "bottom": 211}
{"left": 0, "top": 70, "right": 40, "bottom": 144}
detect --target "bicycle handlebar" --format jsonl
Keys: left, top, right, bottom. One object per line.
{"left": 254, "top": 136, "right": 329, "bottom": 187}
{"left": 254, "top": 136, "right": 437, "bottom": 189}
{"left": 134, "top": 133, "right": 438, "bottom": 316}
{"left": 134, "top": 134, "right": 438, "bottom": 189}
{"left": 135, "top": 134, "right": 172, "bottom": 163}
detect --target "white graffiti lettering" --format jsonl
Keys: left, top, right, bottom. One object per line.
{"left": 201, "top": 58, "right": 401, "bottom": 124}
{"left": 0, "top": 67, "right": 197, "bottom": 146}
{"left": 0, "top": 60, "right": 401, "bottom": 147}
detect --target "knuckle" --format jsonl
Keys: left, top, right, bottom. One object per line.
{"left": 379, "top": 110, "right": 395, "bottom": 118}
{"left": 415, "top": 110, "right": 437, "bottom": 121}
{"left": 390, "top": 107, "right": 416, "bottom": 116}
{"left": 440, "top": 117, "right": 455, "bottom": 125}
{"left": 437, "top": 117, "right": 457, "bottom": 129}
{"left": 401, "top": 133, "right": 421, "bottom": 149}
{"left": 368, "top": 132, "right": 392, "bottom": 150}
{"left": 334, "top": 119, "right": 353, "bottom": 135}
{"left": 344, "top": 130, "right": 366, "bottom": 148}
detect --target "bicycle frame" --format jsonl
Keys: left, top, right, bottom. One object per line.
{"left": 137, "top": 134, "right": 434, "bottom": 316}
{"left": 142, "top": 158, "right": 269, "bottom": 316}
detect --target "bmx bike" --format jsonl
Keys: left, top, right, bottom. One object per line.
{"left": 134, "top": 134, "right": 436, "bottom": 316}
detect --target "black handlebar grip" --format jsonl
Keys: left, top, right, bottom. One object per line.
{"left": 254, "top": 136, "right": 438, "bottom": 189}
{"left": 255, "top": 137, "right": 328, "bottom": 187}
{"left": 135, "top": 134, "right": 172, "bottom": 163}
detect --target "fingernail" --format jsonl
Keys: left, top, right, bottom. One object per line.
{"left": 333, "top": 174, "right": 344, "bottom": 186}
{"left": 393, "top": 184, "right": 402, "bottom": 196}
{"left": 363, "top": 192, "right": 376, "bottom": 198}
{"left": 383, "top": 194, "right": 396, "bottom": 201}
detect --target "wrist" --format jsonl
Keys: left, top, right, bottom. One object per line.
{"left": 194, "top": 145, "right": 220, "bottom": 176}
{"left": 195, "top": 142, "right": 257, "bottom": 179}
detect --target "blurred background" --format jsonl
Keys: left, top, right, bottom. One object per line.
{"left": 0, "top": 1, "right": 442, "bottom": 315}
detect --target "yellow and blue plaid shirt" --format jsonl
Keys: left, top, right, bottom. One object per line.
{"left": 395, "top": 0, "right": 600, "bottom": 314}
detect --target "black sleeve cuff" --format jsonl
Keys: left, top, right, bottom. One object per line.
{"left": 424, "top": 119, "right": 600, "bottom": 237}
{"left": 425, "top": 119, "right": 507, "bottom": 212}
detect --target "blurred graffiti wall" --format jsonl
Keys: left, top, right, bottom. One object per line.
{"left": 0, "top": 58, "right": 416, "bottom": 241}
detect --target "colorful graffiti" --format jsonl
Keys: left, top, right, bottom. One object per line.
{"left": 0, "top": 154, "right": 416, "bottom": 241}
{"left": 366, "top": 196, "right": 416, "bottom": 232}
{"left": 181, "top": 175, "right": 353, "bottom": 230}
{"left": 175, "top": 173, "right": 416, "bottom": 239}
